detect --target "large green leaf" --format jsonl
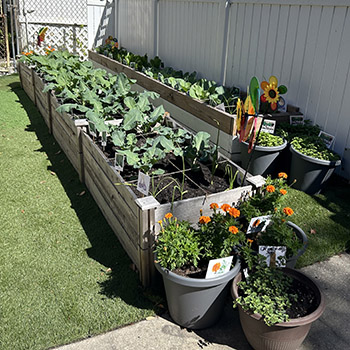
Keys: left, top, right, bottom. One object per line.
{"left": 124, "top": 96, "right": 137, "bottom": 110}
{"left": 111, "top": 130, "right": 126, "bottom": 147}
{"left": 122, "top": 108, "right": 144, "bottom": 131}
{"left": 118, "top": 149, "right": 139, "bottom": 166}
{"left": 193, "top": 131, "right": 211, "bottom": 152}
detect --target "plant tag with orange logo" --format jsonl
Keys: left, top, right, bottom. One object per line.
{"left": 246, "top": 215, "right": 271, "bottom": 234}
{"left": 205, "top": 256, "right": 233, "bottom": 279}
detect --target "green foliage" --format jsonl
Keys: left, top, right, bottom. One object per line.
{"left": 276, "top": 120, "right": 321, "bottom": 142}
{"left": 234, "top": 263, "right": 297, "bottom": 326}
{"left": 291, "top": 136, "right": 340, "bottom": 161}
{"left": 256, "top": 132, "right": 284, "bottom": 147}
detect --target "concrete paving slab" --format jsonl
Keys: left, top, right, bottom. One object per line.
{"left": 53, "top": 253, "right": 350, "bottom": 350}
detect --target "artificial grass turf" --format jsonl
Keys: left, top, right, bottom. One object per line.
{"left": 0, "top": 75, "right": 157, "bottom": 350}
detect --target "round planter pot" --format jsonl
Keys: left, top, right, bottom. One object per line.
{"left": 231, "top": 268, "right": 325, "bottom": 350}
{"left": 289, "top": 145, "right": 341, "bottom": 195}
{"left": 286, "top": 221, "right": 308, "bottom": 268}
{"left": 155, "top": 258, "right": 241, "bottom": 329}
{"left": 240, "top": 139, "right": 287, "bottom": 177}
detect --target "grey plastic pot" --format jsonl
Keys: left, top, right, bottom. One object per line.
{"left": 231, "top": 268, "right": 325, "bottom": 350}
{"left": 240, "top": 139, "right": 287, "bottom": 177}
{"left": 286, "top": 221, "right": 308, "bottom": 268}
{"left": 289, "top": 144, "right": 341, "bottom": 195}
{"left": 155, "top": 257, "right": 241, "bottom": 329}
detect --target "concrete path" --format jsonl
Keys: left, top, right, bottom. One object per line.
{"left": 53, "top": 253, "right": 350, "bottom": 350}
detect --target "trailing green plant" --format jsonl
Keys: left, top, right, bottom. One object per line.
{"left": 233, "top": 260, "right": 298, "bottom": 326}
{"left": 291, "top": 136, "right": 340, "bottom": 161}
{"left": 256, "top": 131, "right": 284, "bottom": 147}
{"left": 276, "top": 120, "right": 321, "bottom": 142}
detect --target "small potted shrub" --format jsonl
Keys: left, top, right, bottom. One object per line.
{"left": 154, "top": 205, "right": 244, "bottom": 329}
{"left": 238, "top": 173, "right": 307, "bottom": 268}
{"left": 240, "top": 132, "right": 287, "bottom": 177}
{"left": 231, "top": 258, "right": 325, "bottom": 350}
{"left": 289, "top": 135, "right": 341, "bottom": 194}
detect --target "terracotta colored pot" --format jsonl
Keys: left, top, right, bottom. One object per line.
{"left": 231, "top": 268, "right": 325, "bottom": 350}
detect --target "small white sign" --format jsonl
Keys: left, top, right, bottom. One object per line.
{"left": 259, "top": 246, "right": 287, "bottom": 267}
{"left": 205, "top": 256, "right": 233, "bottom": 279}
{"left": 261, "top": 119, "right": 276, "bottom": 134}
{"left": 88, "top": 121, "right": 97, "bottom": 137}
{"left": 114, "top": 153, "right": 125, "bottom": 172}
{"left": 318, "top": 131, "right": 335, "bottom": 149}
{"left": 290, "top": 115, "right": 304, "bottom": 125}
{"left": 216, "top": 103, "right": 226, "bottom": 112}
{"left": 246, "top": 215, "right": 271, "bottom": 235}
{"left": 137, "top": 171, "right": 150, "bottom": 196}
{"left": 101, "top": 131, "right": 107, "bottom": 147}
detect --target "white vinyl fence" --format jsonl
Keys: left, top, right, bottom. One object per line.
{"left": 72, "top": 0, "right": 350, "bottom": 180}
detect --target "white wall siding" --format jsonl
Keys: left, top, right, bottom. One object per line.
{"left": 88, "top": 0, "right": 350, "bottom": 178}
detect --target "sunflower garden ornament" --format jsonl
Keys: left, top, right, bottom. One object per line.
{"left": 260, "top": 76, "right": 287, "bottom": 113}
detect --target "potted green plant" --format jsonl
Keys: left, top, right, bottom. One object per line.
{"left": 231, "top": 260, "right": 325, "bottom": 350}
{"left": 289, "top": 135, "right": 341, "bottom": 194}
{"left": 238, "top": 174, "right": 308, "bottom": 268}
{"left": 240, "top": 132, "right": 287, "bottom": 177}
{"left": 154, "top": 205, "right": 244, "bottom": 329}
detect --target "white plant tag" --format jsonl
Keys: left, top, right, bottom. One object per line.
{"left": 101, "top": 131, "right": 107, "bottom": 147}
{"left": 290, "top": 115, "right": 304, "bottom": 125}
{"left": 114, "top": 153, "right": 125, "bottom": 172}
{"left": 137, "top": 171, "right": 150, "bottom": 196}
{"left": 205, "top": 256, "right": 233, "bottom": 279}
{"left": 243, "top": 268, "right": 249, "bottom": 280}
{"left": 261, "top": 119, "right": 276, "bottom": 134}
{"left": 259, "top": 246, "right": 287, "bottom": 267}
{"left": 246, "top": 215, "right": 271, "bottom": 235}
{"left": 216, "top": 103, "right": 226, "bottom": 112}
{"left": 318, "top": 131, "right": 335, "bottom": 149}
{"left": 88, "top": 121, "right": 97, "bottom": 137}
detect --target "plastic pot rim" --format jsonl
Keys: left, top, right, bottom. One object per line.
{"left": 242, "top": 138, "right": 287, "bottom": 152}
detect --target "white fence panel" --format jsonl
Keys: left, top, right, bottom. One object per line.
{"left": 118, "top": 0, "right": 155, "bottom": 56}
{"left": 158, "top": 0, "right": 226, "bottom": 81}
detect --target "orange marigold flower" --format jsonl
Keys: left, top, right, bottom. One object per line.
{"left": 199, "top": 216, "right": 211, "bottom": 224}
{"left": 210, "top": 203, "right": 219, "bottom": 210}
{"left": 212, "top": 262, "right": 221, "bottom": 273}
{"left": 266, "top": 185, "right": 275, "bottom": 193}
{"left": 228, "top": 207, "right": 240, "bottom": 218}
{"left": 280, "top": 189, "right": 287, "bottom": 195}
{"left": 157, "top": 220, "right": 163, "bottom": 225}
{"left": 229, "top": 226, "right": 239, "bottom": 234}
{"left": 283, "top": 207, "right": 294, "bottom": 216}
{"left": 164, "top": 213, "right": 173, "bottom": 219}
{"left": 221, "top": 203, "right": 231, "bottom": 212}
{"left": 247, "top": 239, "right": 254, "bottom": 244}
{"left": 278, "top": 172, "right": 288, "bottom": 179}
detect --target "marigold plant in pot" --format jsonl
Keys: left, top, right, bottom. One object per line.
{"left": 240, "top": 132, "right": 287, "bottom": 177}
{"left": 231, "top": 260, "right": 325, "bottom": 350}
{"left": 289, "top": 136, "right": 341, "bottom": 195}
{"left": 154, "top": 205, "right": 244, "bottom": 329}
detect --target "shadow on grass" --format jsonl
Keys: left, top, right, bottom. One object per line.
{"left": 9, "top": 80, "right": 161, "bottom": 310}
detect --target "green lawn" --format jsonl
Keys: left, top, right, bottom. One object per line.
{"left": 0, "top": 75, "right": 157, "bottom": 350}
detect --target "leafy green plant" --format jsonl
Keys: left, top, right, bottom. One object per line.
{"left": 234, "top": 262, "right": 298, "bottom": 326}
{"left": 291, "top": 136, "right": 340, "bottom": 161}
{"left": 276, "top": 120, "right": 321, "bottom": 142}
{"left": 256, "top": 132, "right": 284, "bottom": 147}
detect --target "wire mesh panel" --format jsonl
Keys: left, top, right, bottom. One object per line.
{"left": 18, "top": 0, "right": 88, "bottom": 56}
{"left": 0, "top": 5, "right": 10, "bottom": 70}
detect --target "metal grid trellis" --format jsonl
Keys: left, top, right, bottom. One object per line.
{"left": 18, "top": 0, "right": 88, "bottom": 56}
{"left": 0, "top": 3, "right": 10, "bottom": 69}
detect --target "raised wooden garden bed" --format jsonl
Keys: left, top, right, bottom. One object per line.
{"left": 18, "top": 61, "right": 35, "bottom": 103}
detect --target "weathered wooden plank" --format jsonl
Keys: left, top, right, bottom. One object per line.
{"left": 84, "top": 169, "right": 140, "bottom": 271}
{"left": 83, "top": 147, "right": 140, "bottom": 240}
{"left": 81, "top": 131, "right": 139, "bottom": 210}
{"left": 33, "top": 72, "right": 52, "bottom": 133}
{"left": 88, "top": 50, "right": 236, "bottom": 135}
{"left": 20, "top": 67, "right": 35, "bottom": 103}
{"left": 154, "top": 184, "right": 252, "bottom": 234}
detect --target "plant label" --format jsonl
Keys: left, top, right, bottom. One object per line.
{"left": 137, "top": 171, "right": 150, "bottom": 196}
{"left": 101, "top": 131, "right": 107, "bottom": 147}
{"left": 114, "top": 153, "right": 125, "bottom": 172}
{"left": 278, "top": 96, "right": 287, "bottom": 112}
{"left": 261, "top": 119, "right": 276, "bottom": 134}
{"left": 318, "top": 131, "right": 335, "bottom": 149}
{"left": 216, "top": 103, "right": 226, "bottom": 112}
{"left": 290, "top": 115, "right": 304, "bottom": 125}
{"left": 205, "top": 256, "right": 233, "bottom": 279}
{"left": 243, "top": 268, "right": 249, "bottom": 280}
{"left": 246, "top": 215, "right": 271, "bottom": 235}
{"left": 88, "top": 121, "right": 97, "bottom": 137}
{"left": 258, "top": 246, "right": 287, "bottom": 267}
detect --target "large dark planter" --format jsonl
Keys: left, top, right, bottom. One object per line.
{"left": 289, "top": 145, "right": 341, "bottom": 195}
{"left": 231, "top": 268, "right": 325, "bottom": 350}
{"left": 286, "top": 221, "right": 308, "bottom": 268}
{"left": 240, "top": 139, "right": 287, "bottom": 177}
{"left": 155, "top": 258, "right": 241, "bottom": 329}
